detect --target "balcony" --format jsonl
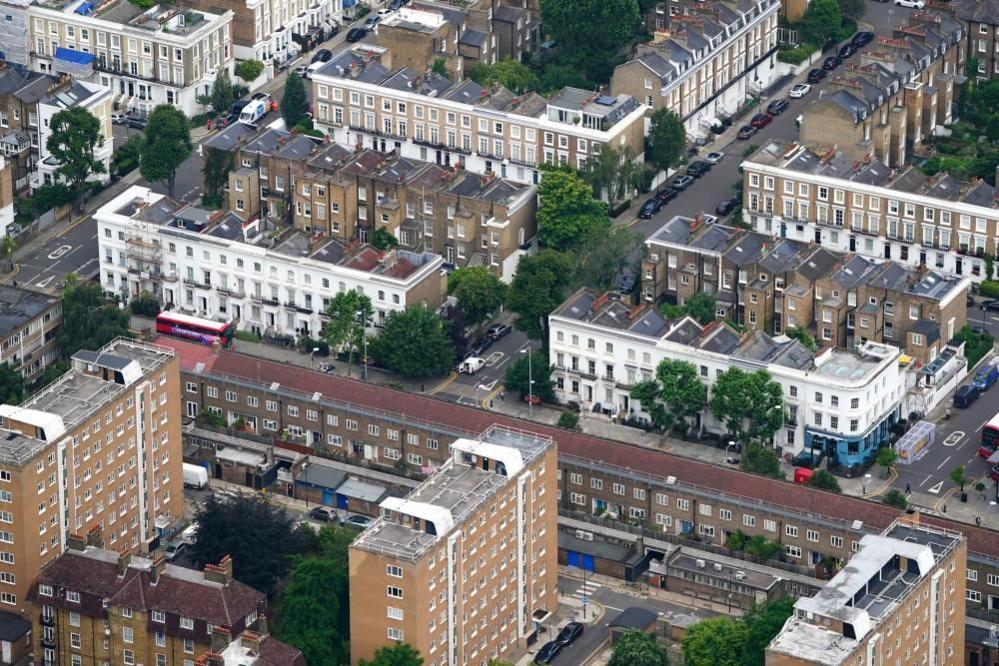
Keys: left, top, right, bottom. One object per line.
{"left": 40, "top": 614, "right": 54, "bottom": 626}
{"left": 217, "top": 286, "right": 246, "bottom": 299}
{"left": 41, "top": 636, "right": 56, "bottom": 648}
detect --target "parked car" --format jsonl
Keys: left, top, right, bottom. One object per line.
{"left": 705, "top": 151, "right": 725, "bottom": 164}
{"left": 655, "top": 187, "right": 679, "bottom": 203}
{"left": 377, "top": 7, "right": 392, "bottom": 16}
{"left": 459, "top": 357, "right": 485, "bottom": 374}
{"left": 823, "top": 56, "right": 842, "bottom": 71}
{"left": 556, "top": 622, "right": 584, "bottom": 646}
{"left": 807, "top": 68, "right": 827, "bottom": 83}
{"left": 163, "top": 540, "right": 186, "bottom": 561}
{"left": 638, "top": 197, "right": 664, "bottom": 218}
{"left": 364, "top": 15, "right": 381, "bottom": 28}
{"left": 736, "top": 125, "right": 756, "bottom": 139}
{"left": 954, "top": 384, "right": 981, "bottom": 409}
{"left": 686, "top": 160, "right": 711, "bottom": 177}
{"left": 973, "top": 363, "right": 999, "bottom": 392}
{"left": 311, "top": 48, "right": 333, "bottom": 64}
{"left": 468, "top": 337, "right": 492, "bottom": 356}
{"left": 125, "top": 115, "right": 147, "bottom": 130}
{"left": 982, "top": 299, "right": 999, "bottom": 312}
{"left": 672, "top": 174, "right": 695, "bottom": 190}
{"left": 750, "top": 113, "right": 772, "bottom": 129}
{"left": 789, "top": 83, "right": 811, "bottom": 98}
{"left": 838, "top": 43, "right": 857, "bottom": 58}
{"left": 894, "top": 0, "right": 924, "bottom": 7}
{"left": 487, "top": 323, "right": 511, "bottom": 340}
{"left": 346, "top": 27, "right": 368, "bottom": 41}
{"left": 111, "top": 112, "right": 126, "bottom": 124}
{"left": 309, "top": 506, "right": 335, "bottom": 522}
{"left": 533, "top": 641, "right": 563, "bottom": 665}
{"left": 617, "top": 272, "right": 636, "bottom": 293}
{"left": 852, "top": 31, "right": 875, "bottom": 47}
{"left": 766, "top": 99, "right": 789, "bottom": 115}
{"left": 344, "top": 514, "right": 372, "bottom": 529}
{"left": 716, "top": 198, "right": 738, "bottom": 215}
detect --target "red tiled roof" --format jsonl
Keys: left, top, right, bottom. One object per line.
{"left": 160, "top": 338, "right": 999, "bottom": 559}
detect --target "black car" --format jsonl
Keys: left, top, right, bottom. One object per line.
{"left": 807, "top": 68, "right": 827, "bottom": 83}
{"left": 687, "top": 160, "right": 711, "bottom": 177}
{"left": 766, "top": 99, "right": 789, "bottom": 115}
{"left": 468, "top": 337, "right": 492, "bottom": 356}
{"left": 346, "top": 27, "right": 368, "bottom": 41}
{"left": 638, "top": 197, "right": 664, "bottom": 219}
{"left": 822, "top": 56, "right": 842, "bottom": 71}
{"left": 716, "top": 198, "right": 738, "bottom": 215}
{"left": 556, "top": 622, "right": 584, "bottom": 646}
{"left": 852, "top": 31, "right": 875, "bottom": 47}
{"left": 655, "top": 187, "right": 679, "bottom": 203}
{"left": 533, "top": 641, "right": 563, "bottom": 665}
{"left": 838, "top": 42, "right": 857, "bottom": 58}
{"left": 311, "top": 48, "right": 333, "bottom": 64}
{"left": 982, "top": 299, "right": 999, "bottom": 312}
{"left": 954, "top": 384, "right": 981, "bottom": 409}
{"left": 125, "top": 115, "right": 147, "bottom": 130}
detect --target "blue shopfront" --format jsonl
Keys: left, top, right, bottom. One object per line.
{"left": 803, "top": 406, "right": 900, "bottom": 474}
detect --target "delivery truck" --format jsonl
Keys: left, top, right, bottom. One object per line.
{"left": 183, "top": 463, "right": 208, "bottom": 489}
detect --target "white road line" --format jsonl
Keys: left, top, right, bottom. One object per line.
{"left": 604, "top": 605, "right": 624, "bottom": 612}
{"left": 918, "top": 474, "right": 933, "bottom": 487}
{"left": 936, "top": 455, "right": 952, "bottom": 470}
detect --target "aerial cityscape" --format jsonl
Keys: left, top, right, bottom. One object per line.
{"left": 0, "top": 0, "right": 997, "bottom": 663}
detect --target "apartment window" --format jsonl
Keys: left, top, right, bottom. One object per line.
{"left": 387, "top": 586, "right": 403, "bottom": 599}
{"left": 152, "top": 610, "right": 165, "bottom": 622}
{"left": 831, "top": 535, "right": 843, "bottom": 548}
{"left": 969, "top": 569, "right": 979, "bottom": 582}
{"left": 387, "top": 565, "right": 403, "bottom": 578}
{"left": 786, "top": 525, "right": 798, "bottom": 537}
{"left": 123, "top": 627, "right": 134, "bottom": 643}
{"left": 387, "top": 627, "right": 404, "bottom": 641}
{"left": 387, "top": 607, "right": 404, "bottom": 620}
{"left": 806, "top": 529, "right": 819, "bottom": 542}
{"left": 66, "top": 591, "right": 80, "bottom": 603}
{"left": 743, "top": 515, "right": 756, "bottom": 527}
{"left": 785, "top": 545, "right": 802, "bottom": 558}
{"left": 676, "top": 499, "right": 690, "bottom": 511}
{"left": 968, "top": 590, "right": 983, "bottom": 602}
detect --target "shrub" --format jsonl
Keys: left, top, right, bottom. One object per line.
{"left": 980, "top": 280, "right": 999, "bottom": 298}
{"left": 882, "top": 489, "right": 908, "bottom": 510}
{"left": 743, "top": 143, "right": 760, "bottom": 157}
{"left": 954, "top": 325, "right": 995, "bottom": 367}
{"left": 234, "top": 59, "right": 264, "bottom": 82}
{"left": 557, "top": 411, "right": 580, "bottom": 431}
{"left": 299, "top": 337, "right": 330, "bottom": 356}
{"left": 777, "top": 42, "right": 819, "bottom": 65}
{"left": 129, "top": 292, "right": 160, "bottom": 317}
{"left": 234, "top": 330, "right": 261, "bottom": 343}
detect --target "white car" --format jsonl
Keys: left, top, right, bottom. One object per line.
{"left": 111, "top": 112, "right": 126, "bottom": 124}
{"left": 789, "top": 83, "right": 811, "bottom": 98}
{"left": 894, "top": 0, "right": 924, "bottom": 7}
{"left": 376, "top": 7, "right": 392, "bottom": 16}
{"left": 705, "top": 151, "right": 725, "bottom": 165}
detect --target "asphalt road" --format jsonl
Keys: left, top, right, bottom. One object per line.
{"left": 436, "top": 328, "right": 536, "bottom": 406}
{"left": 8, "top": 215, "right": 99, "bottom": 292}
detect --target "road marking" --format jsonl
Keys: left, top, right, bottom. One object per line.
{"left": 484, "top": 351, "right": 504, "bottom": 367}
{"left": 35, "top": 276, "right": 54, "bottom": 289}
{"left": 943, "top": 431, "right": 965, "bottom": 447}
{"left": 936, "top": 455, "right": 952, "bottom": 470}
{"left": 918, "top": 474, "right": 933, "bottom": 487}
{"left": 928, "top": 481, "right": 944, "bottom": 494}
{"left": 47, "top": 245, "right": 72, "bottom": 260}
{"left": 604, "top": 605, "right": 624, "bottom": 612}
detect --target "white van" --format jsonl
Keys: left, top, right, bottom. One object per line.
{"left": 459, "top": 357, "right": 485, "bottom": 375}
{"left": 304, "top": 61, "right": 325, "bottom": 79}
{"left": 239, "top": 99, "right": 268, "bottom": 125}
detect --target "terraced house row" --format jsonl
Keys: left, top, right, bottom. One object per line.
{"left": 157, "top": 337, "right": 999, "bottom": 640}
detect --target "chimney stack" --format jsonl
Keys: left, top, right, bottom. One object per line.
{"left": 204, "top": 555, "right": 233, "bottom": 586}
{"left": 210, "top": 626, "right": 232, "bottom": 653}
{"left": 241, "top": 630, "right": 264, "bottom": 653}
{"left": 116, "top": 548, "right": 131, "bottom": 578}
{"left": 86, "top": 525, "right": 103, "bottom": 548}
{"left": 67, "top": 533, "right": 87, "bottom": 552}
{"left": 150, "top": 555, "right": 166, "bottom": 585}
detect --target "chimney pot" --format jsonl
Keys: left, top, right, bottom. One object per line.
{"left": 150, "top": 555, "right": 166, "bottom": 584}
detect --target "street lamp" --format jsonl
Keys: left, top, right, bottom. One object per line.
{"left": 520, "top": 347, "right": 534, "bottom": 417}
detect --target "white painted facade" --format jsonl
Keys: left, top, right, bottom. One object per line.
{"left": 35, "top": 81, "right": 114, "bottom": 190}
{"left": 236, "top": 0, "right": 342, "bottom": 65}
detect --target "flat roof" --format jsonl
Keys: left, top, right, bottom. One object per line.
{"left": 0, "top": 285, "right": 58, "bottom": 340}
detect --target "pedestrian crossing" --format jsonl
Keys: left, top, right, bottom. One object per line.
{"left": 567, "top": 579, "right": 601, "bottom": 603}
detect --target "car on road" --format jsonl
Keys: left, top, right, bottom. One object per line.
{"left": 309, "top": 506, "right": 335, "bottom": 522}
{"left": 533, "top": 641, "right": 563, "bottom": 665}
{"left": 125, "top": 115, "right": 147, "bottom": 130}
{"left": 655, "top": 187, "right": 679, "bottom": 203}
{"left": 364, "top": 15, "right": 381, "bottom": 28}
{"left": 346, "top": 27, "right": 368, "bottom": 41}
{"left": 737, "top": 125, "right": 756, "bottom": 139}
{"left": 556, "top": 622, "right": 584, "bottom": 646}
{"left": 750, "top": 113, "right": 773, "bottom": 129}
{"left": 487, "top": 323, "right": 511, "bottom": 340}
{"left": 766, "top": 99, "right": 789, "bottom": 115}
{"left": 838, "top": 43, "right": 857, "bottom": 58}
{"left": 894, "top": 0, "right": 924, "bottom": 7}
{"left": 468, "top": 337, "right": 492, "bottom": 356}
{"left": 716, "top": 198, "right": 739, "bottom": 215}
{"left": 852, "top": 31, "right": 875, "bottom": 47}
{"left": 954, "top": 384, "right": 981, "bottom": 409}
{"left": 458, "top": 357, "right": 485, "bottom": 375}
{"left": 294, "top": 64, "right": 309, "bottom": 77}
{"left": 672, "top": 174, "right": 695, "bottom": 190}
{"left": 377, "top": 7, "right": 393, "bottom": 16}
{"left": 789, "top": 83, "right": 811, "bottom": 98}
{"left": 111, "top": 112, "right": 126, "bottom": 124}
{"left": 807, "top": 68, "right": 827, "bottom": 83}
{"left": 638, "top": 196, "right": 664, "bottom": 218}
{"left": 823, "top": 56, "right": 842, "bottom": 71}
{"left": 617, "top": 271, "right": 636, "bottom": 293}
{"left": 982, "top": 299, "right": 999, "bottom": 312}
{"left": 344, "top": 514, "right": 372, "bottom": 529}
{"left": 164, "top": 540, "right": 186, "bottom": 561}
{"left": 686, "top": 160, "right": 711, "bottom": 177}
{"left": 705, "top": 151, "right": 725, "bottom": 164}
{"left": 311, "top": 48, "right": 333, "bottom": 64}
{"left": 974, "top": 363, "right": 999, "bottom": 392}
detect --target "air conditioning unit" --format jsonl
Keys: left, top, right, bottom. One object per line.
{"left": 735, "top": 571, "right": 746, "bottom": 581}
{"left": 713, "top": 563, "right": 723, "bottom": 572}
{"left": 575, "top": 529, "right": 594, "bottom": 542}
{"left": 695, "top": 559, "right": 705, "bottom": 569}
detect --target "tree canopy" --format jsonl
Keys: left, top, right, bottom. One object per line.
{"left": 608, "top": 629, "right": 668, "bottom": 666}
{"left": 370, "top": 306, "right": 455, "bottom": 377}
{"left": 646, "top": 108, "right": 686, "bottom": 172}
{"left": 58, "top": 279, "right": 131, "bottom": 358}
{"left": 741, "top": 599, "right": 795, "bottom": 666}
{"left": 45, "top": 107, "right": 105, "bottom": 208}
{"left": 447, "top": 267, "right": 507, "bottom": 325}
{"left": 468, "top": 58, "right": 539, "bottom": 93}
{"left": 322, "top": 290, "right": 373, "bottom": 378}
{"left": 140, "top": 105, "right": 192, "bottom": 197}
{"left": 506, "top": 251, "right": 573, "bottom": 343}
{"left": 709, "top": 368, "right": 784, "bottom": 445}
{"left": 809, "top": 469, "right": 842, "bottom": 493}
{"left": 359, "top": 643, "right": 424, "bottom": 666}
{"left": 235, "top": 59, "right": 265, "bottom": 82}
{"left": 682, "top": 616, "right": 747, "bottom": 666}
{"left": 210, "top": 68, "right": 235, "bottom": 115}
{"left": 504, "top": 351, "right": 556, "bottom": 401}
{"left": 573, "top": 226, "right": 644, "bottom": 292}
{"left": 202, "top": 146, "right": 235, "bottom": 209}
{"left": 800, "top": 0, "right": 842, "bottom": 46}
{"left": 282, "top": 73, "right": 309, "bottom": 128}
{"left": 630, "top": 359, "right": 707, "bottom": 432}
{"left": 539, "top": 0, "right": 640, "bottom": 80}
{"left": 684, "top": 292, "right": 716, "bottom": 326}
{"left": 536, "top": 168, "right": 609, "bottom": 252}
{"left": 785, "top": 326, "right": 818, "bottom": 351}
{"left": 0, "top": 364, "right": 25, "bottom": 405}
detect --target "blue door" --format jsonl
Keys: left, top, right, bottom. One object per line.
{"left": 566, "top": 551, "right": 595, "bottom": 572}
{"left": 582, "top": 554, "right": 595, "bottom": 572}
{"left": 336, "top": 493, "right": 349, "bottom": 509}
{"left": 567, "top": 551, "right": 581, "bottom": 568}
{"left": 322, "top": 490, "right": 334, "bottom": 506}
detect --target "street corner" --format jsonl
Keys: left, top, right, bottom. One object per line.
{"left": 428, "top": 370, "right": 458, "bottom": 394}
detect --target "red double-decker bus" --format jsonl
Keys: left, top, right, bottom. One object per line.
{"left": 980, "top": 412, "right": 999, "bottom": 458}
{"left": 155, "top": 312, "right": 234, "bottom": 348}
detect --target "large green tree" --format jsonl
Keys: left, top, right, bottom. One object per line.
{"left": 202, "top": 147, "right": 236, "bottom": 209}
{"left": 139, "top": 105, "right": 192, "bottom": 197}
{"left": 800, "top": 0, "right": 842, "bottom": 46}
{"left": 447, "top": 267, "right": 507, "bottom": 325}
{"left": 322, "top": 290, "right": 373, "bottom": 378}
{"left": 57, "top": 279, "right": 131, "bottom": 358}
{"left": 646, "top": 108, "right": 686, "bottom": 172}
{"left": 709, "top": 368, "right": 784, "bottom": 445}
{"left": 574, "top": 226, "right": 644, "bottom": 292}
{"left": 504, "top": 351, "right": 555, "bottom": 401}
{"left": 630, "top": 359, "right": 707, "bottom": 432}
{"left": 506, "top": 251, "right": 573, "bottom": 343}
{"left": 608, "top": 629, "right": 668, "bottom": 666}
{"left": 369, "top": 306, "right": 455, "bottom": 377}
{"left": 210, "top": 68, "right": 236, "bottom": 116}
{"left": 468, "top": 58, "right": 539, "bottom": 93}
{"left": 681, "top": 616, "right": 747, "bottom": 666}
{"left": 741, "top": 442, "right": 784, "bottom": 479}
{"left": 742, "top": 599, "right": 795, "bottom": 666}
{"left": 837, "top": 0, "right": 865, "bottom": 20}
{"left": 536, "top": 168, "right": 609, "bottom": 252}
{"left": 0, "top": 364, "right": 25, "bottom": 405}
{"left": 580, "top": 145, "right": 646, "bottom": 205}
{"left": 540, "top": 0, "right": 640, "bottom": 79}
{"left": 277, "top": 553, "right": 349, "bottom": 665}
{"left": 282, "top": 72, "right": 309, "bottom": 128}
{"left": 684, "top": 292, "right": 716, "bottom": 326}
{"left": 359, "top": 643, "right": 424, "bottom": 666}
{"left": 45, "top": 107, "right": 105, "bottom": 211}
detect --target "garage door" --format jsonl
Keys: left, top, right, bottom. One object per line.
{"left": 566, "top": 551, "right": 595, "bottom": 572}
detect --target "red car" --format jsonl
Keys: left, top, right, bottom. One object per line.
{"left": 750, "top": 113, "right": 773, "bottom": 129}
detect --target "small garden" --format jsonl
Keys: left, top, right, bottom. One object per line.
{"left": 777, "top": 0, "right": 861, "bottom": 65}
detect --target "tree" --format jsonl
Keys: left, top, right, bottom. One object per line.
{"left": 322, "top": 290, "right": 373, "bottom": 378}
{"left": 359, "top": 643, "right": 424, "bottom": 666}
{"left": 46, "top": 107, "right": 105, "bottom": 212}
{"left": 709, "top": 368, "right": 784, "bottom": 445}
{"left": 234, "top": 59, "right": 265, "bottom": 82}
{"left": 742, "top": 599, "right": 795, "bottom": 666}
{"left": 809, "top": 469, "right": 842, "bottom": 493}
{"left": 432, "top": 58, "right": 449, "bottom": 78}
{"left": 580, "top": 145, "right": 646, "bottom": 205}
{"left": 139, "top": 105, "right": 192, "bottom": 197}
{"left": 506, "top": 251, "right": 573, "bottom": 343}
{"left": 282, "top": 72, "right": 309, "bottom": 128}
{"left": 504, "top": 352, "right": 556, "bottom": 401}
{"left": 468, "top": 58, "right": 539, "bottom": 93}
{"left": 684, "top": 292, "right": 716, "bottom": 326}
{"left": 882, "top": 489, "right": 908, "bottom": 510}
{"left": 443, "top": 306, "right": 469, "bottom": 359}
{"left": 950, "top": 465, "right": 970, "bottom": 492}
{"left": 646, "top": 109, "right": 686, "bottom": 172}
{"left": 369, "top": 306, "right": 455, "bottom": 377}
{"left": 448, "top": 267, "right": 507, "bottom": 325}
{"left": 608, "top": 629, "right": 668, "bottom": 666}
{"left": 875, "top": 446, "right": 897, "bottom": 479}
{"left": 574, "top": 226, "right": 644, "bottom": 292}
{"left": 740, "top": 443, "right": 784, "bottom": 479}
{"left": 202, "top": 146, "right": 235, "bottom": 209}
{"left": 58, "top": 281, "right": 131, "bottom": 358}
{"left": 190, "top": 494, "right": 312, "bottom": 595}
{"left": 371, "top": 227, "right": 398, "bottom": 250}
{"left": 111, "top": 134, "right": 143, "bottom": 177}
{"left": 540, "top": 0, "right": 640, "bottom": 79}
{"left": 629, "top": 359, "right": 707, "bottom": 432}
{"left": 785, "top": 326, "right": 818, "bottom": 351}
{"left": 557, "top": 410, "right": 580, "bottom": 431}
{"left": 210, "top": 68, "right": 235, "bottom": 116}
{"left": 681, "top": 616, "right": 747, "bottom": 666}
{"left": 0, "top": 364, "right": 24, "bottom": 405}
{"left": 0, "top": 236, "right": 15, "bottom": 272}
{"left": 536, "top": 168, "right": 609, "bottom": 252}
{"left": 837, "top": 0, "right": 865, "bottom": 20}
{"left": 800, "top": 0, "right": 842, "bottom": 46}
{"left": 725, "top": 530, "right": 747, "bottom": 551}
{"left": 745, "top": 535, "right": 780, "bottom": 560}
